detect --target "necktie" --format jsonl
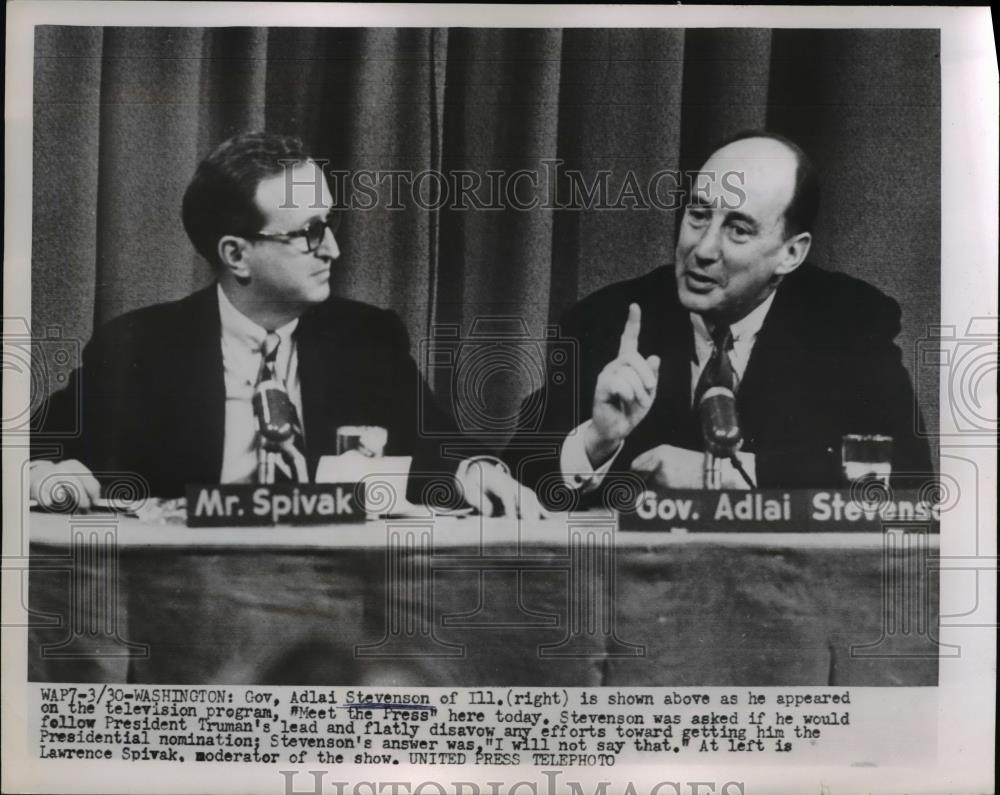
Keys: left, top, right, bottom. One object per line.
{"left": 253, "top": 332, "right": 309, "bottom": 483}
{"left": 693, "top": 323, "right": 735, "bottom": 406}
{"left": 692, "top": 323, "right": 755, "bottom": 487}
{"left": 258, "top": 332, "right": 284, "bottom": 384}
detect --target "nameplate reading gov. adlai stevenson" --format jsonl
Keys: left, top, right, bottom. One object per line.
{"left": 622, "top": 488, "right": 941, "bottom": 532}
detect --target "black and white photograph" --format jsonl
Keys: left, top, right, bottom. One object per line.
{"left": 2, "top": 4, "right": 996, "bottom": 795}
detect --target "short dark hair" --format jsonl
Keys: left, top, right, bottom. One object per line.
{"left": 712, "top": 130, "right": 820, "bottom": 238}
{"left": 182, "top": 131, "right": 310, "bottom": 268}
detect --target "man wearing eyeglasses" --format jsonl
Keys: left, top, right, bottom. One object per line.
{"left": 31, "top": 132, "right": 542, "bottom": 517}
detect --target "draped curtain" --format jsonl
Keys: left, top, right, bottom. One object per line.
{"left": 32, "top": 26, "right": 940, "bottom": 448}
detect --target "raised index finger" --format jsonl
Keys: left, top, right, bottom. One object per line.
{"left": 618, "top": 303, "right": 642, "bottom": 357}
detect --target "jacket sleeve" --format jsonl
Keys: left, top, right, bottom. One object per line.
{"left": 753, "top": 286, "right": 933, "bottom": 489}
{"left": 852, "top": 320, "right": 934, "bottom": 484}
{"left": 30, "top": 321, "right": 119, "bottom": 469}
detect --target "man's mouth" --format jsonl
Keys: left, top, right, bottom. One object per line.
{"left": 683, "top": 270, "right": 718, "bottom": 292}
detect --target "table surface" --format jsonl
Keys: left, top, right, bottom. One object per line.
{"left": 28, "top": 510, "right": 937, "bottom": 550}
{"left": 27, "top": 510, "right": 941, "bottom": 687}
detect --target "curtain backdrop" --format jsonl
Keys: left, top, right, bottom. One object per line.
{"left": 32, "top": 26, "right": 941, "bottom": 450}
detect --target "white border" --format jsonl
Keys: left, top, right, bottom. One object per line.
{"left": 3, "top": 4, "right": 996, "bottom": 794}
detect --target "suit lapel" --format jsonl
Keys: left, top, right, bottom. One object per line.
{"left": 737, "top": 278, "right": 805, "bottom": 448}
{"left": 174, "top": 286, "right": 226, "bottom": 483}
{"left": 295, "top": 305, "right": 346, "bottom": 472}
{"left": 650, "top": 293, "right": 695, "bottom": 442}
{"left": 175, "top": 292, "right": 349, "bottom": 484}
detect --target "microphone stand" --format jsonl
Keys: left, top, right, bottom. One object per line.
{"left": 730, "top": 455, "right": 756, "bottom": 489}
{"left": 280, "top": 439, "right": 309, "bottom": 483}
{"left": 703, "top": 451, "right": 724, "bottom": 490}
{"left": 702, "top": 449, "right": 756, "bottom": 490}
{"left": 257, "top": 442, "right": 309, "bottom": 484}
{"left": 257, "top": 446, "right": 272, "bottom": 484}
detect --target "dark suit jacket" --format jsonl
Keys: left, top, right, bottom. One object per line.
{"left": 33, "top": 285, "right": 470, "bottom": 499}
{"left": 505, "top": 264, "right": 932, "bottom": 504}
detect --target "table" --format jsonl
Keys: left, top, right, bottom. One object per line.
{"left": 27, "top": 511, "right": 940, "bottom": 686}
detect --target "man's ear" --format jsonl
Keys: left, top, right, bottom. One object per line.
{"left": 775, "top": 231, "right": 812, "bottom": 276}
{"left": 217, "top": 235, "right": 251, "bottom": 281}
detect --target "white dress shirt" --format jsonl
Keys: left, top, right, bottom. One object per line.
{"left": 217, "top": 285, "right": 303, "bottom": 483}
{"left": 561, "top": 291, "right": 777, "bottom": 489}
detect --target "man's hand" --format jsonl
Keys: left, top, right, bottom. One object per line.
{"left": 457, "top": 458, "right": 548, "bottom": 518}
{"left": 29, "top": 460, "right": 101, "bottom": 511}
{"left": 586, "top": 303, "right": 661, "bottom": 467}
{"left": 630, "top": 445, "right": 756, "bottom": 490}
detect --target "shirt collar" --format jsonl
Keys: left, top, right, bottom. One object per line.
{"left": 217, "top": 284, "right": 298, "bottom": 352}
{"left": 690, "top": 289, "right": 777, "bottom": 349}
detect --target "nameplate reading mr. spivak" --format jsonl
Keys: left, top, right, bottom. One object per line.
{"left": 185, "top": 484, "right": 365, "bottom": 526}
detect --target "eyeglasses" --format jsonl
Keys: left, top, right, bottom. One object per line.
{"left": 247, "top": 212, "right": 342, "bottom": 253}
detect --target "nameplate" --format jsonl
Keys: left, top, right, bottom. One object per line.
{"left": 185, "top": 484, "right": 366, "bottom": 527}
{"left": 620, "top": 489, "right": 941, "bottom": 533}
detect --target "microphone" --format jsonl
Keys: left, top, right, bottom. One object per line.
{"left": 253, "top": 378, "right": 309, "bottom": 483}
{"left": 253, "top": 379, "right": 298, "bottom": 443}
{"left": 699, "top": 385, "right": 742, "bottom": 457}
{"left": 699, "top": 386, "right": 756, "bottom": 488}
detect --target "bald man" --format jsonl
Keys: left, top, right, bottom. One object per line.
{"left": 506, "top": 131, "right": 932, "bottom": 504}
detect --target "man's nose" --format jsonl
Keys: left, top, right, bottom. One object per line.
{"left": 692, "top": 221, "right": 722, "bottom": 264}
{"left": 316, "top": 225, "right": 340, "bottom": 260}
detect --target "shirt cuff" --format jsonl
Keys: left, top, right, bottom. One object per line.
{"left": 454, "top": 455, "right": 510, "bottom": 485}
{"left": 560, "top": 420, "right": 623, "bottom": 492}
